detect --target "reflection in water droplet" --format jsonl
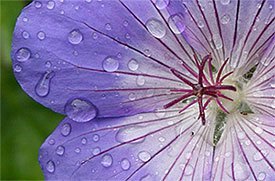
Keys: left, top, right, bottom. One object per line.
{"left": 56, "top": 145, "right": 65, "bottom": 156}
{"left": 138, "top": 151, "right": 151, "bottom": 162}
{"left": 60, "top": 123, "right": 71, "bottom": 136}
{"left": 15, "top": 48, "right": 31, "bottom": 62}
{"left": 35, "top": 71, "right": 55, "bottom": 97}
{"left": 168, "top": 14, "right": 186, "bottom": 34}
{"left": 120, "top": 158, "right": 131, "bottom": 170}
{"left": 153, "top": 0, "right": 170, "bottom": 9}
{"left": 105, "top": 23, "right": 112, "bottom": 31}
{"left": 37, "top": 31, "right": 46, "bottom": 40}
{"left": 46, "top": 160, "right": 55, "bottom": 173}
{"left": 68, "top": 29, "right": 83, "bottom": 45}
{"left": 101, "top": 154, "right": 113, "bottom": 167}
{"left": 14, "top": 65, "right": 22, "bottom": 73}
{"left": 128, "top": 59, "right": 139, "bottom": 71}
{"left": 65, "top": 98, "right": 97, "bottom": 122}
{"left": 102, "top": 56, "right": 119, "bottom": 72}
{"left": 146, "top": 18, "right": 166, "bottom": 39}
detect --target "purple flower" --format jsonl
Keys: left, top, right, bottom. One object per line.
{"left": 11, "top": 0, "right": 274, "bottom": 180}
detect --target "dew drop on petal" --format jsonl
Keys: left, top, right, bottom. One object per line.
{"left": 46, "top": 160, "right": 55, "bottom": 173}
{"left": 254, "top": 127, "right": 263, "bottom": 134}
{"left": 153, "top": 0, "right": 170, "bottom": 9}
{"left": 45, "top": 61, "right": 52, "bottom": 68}
{"left": 22, "top": 31, "right": 30, "bottom": 39}
{"left": 116, "top": 126, "right": 145, "bottom": 144}
{"left": 15, "top": 47, "right": 31, "bottom": 62}
{"left": 37, "top": 31, "right": 46, "bottom": 40}
{"left": 14, "top": 65, "right": 22, "bottom": 73}
{"left": 65, "top": 98, "right": 97, "bottom": 122}
{"left": 144, "top": 49, "right": 151, "bottom": 57}
{"left": 74, "top": 147, "right": 81, "bottom": 153}
{"left": 101, "top": 154, "right": 113, "bottom": 167}
{"left": 105, "top": 23, "right": 112, "bottom": 31}
{"left": 68, "top": 29, "right": 83, "bottom": 45}
{"left": 35, "top": 1, "right": 42, "bottom": 8}
{"left": 120, "top": 158, "right": 131, "bottom": 170}
{"left": 81, "top": 137, "right": 87, "bottom": 145}
{"left": 92, "top": 147, "right": 101, "bottom": 155}
{"left": 92, "top": 134, "right": 100, "bottom": 142}
{"left": 56, "top": 145, "right": 65, "bottom": 156}
{"left": 253, "top": 150, "right": 268, "bottom": 161}
{"left": 138, "top": 151, "right": 151, "bottom": 162}
{"left": 237, "top": 132, "right": 245, "bottom": 139}
{"left": 48, "top": 138, "right": 55, "bottom": 145}
{"left": 136, "top": 75, "right": 145, "bottom": 86}
{"left": 197, "top": 20, "right": 204, "bottom": 28}
{"left": 146, "top": 18, "right": 166, "bottom": 39}
{"left": 35, "top": 71, "right": 55, "bottom": 97}
{"left": 221, "top": 14, "right": 231, "bottom": 24}
{"left": 168, "top": 14, "right": 186, "bottom": 34}
{"left": 60, "top": 123, "right": 71, "bottom": 136}
{"left": 232, "top": 162, "right": 250, "bottom": 180}
{"left": 102, "top": 56, "right": 119, "bottom": 72}
{"left": 128, "top": 59, "right": 139, "bottom": 71}
{"left": 257, "top": 172, "right": 266, "bottom": 181}
{"left": 220, "top": 0, "right": 230, "bottom": 5}
{"left": 128, "top": 93, "right": 136, "bottom": 101}
{"left": 47, "top": 1, "right": 55, "bottom": 9}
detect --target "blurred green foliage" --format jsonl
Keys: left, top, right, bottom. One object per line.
{"left": 1, "top": 1, "right": 62, "bottom": 179}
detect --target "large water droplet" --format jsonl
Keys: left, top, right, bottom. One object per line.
{"left": 146, "top": 18, "right": 166, "bottom": 39}
{"left": 15, "top": 48, "right": 31, "bottom": 62}
{"left": 168, "top": 14, "right": 186, "bottom": 34}
{"left": 221, "top": 14, "right": 231, "bottom": 24}
{"left": 65, "top": 98, "right": 97, "bottom": 122}
{"left": 128, "top": 59, "right": 139, "bottom": 71}
{"left": 153, "top": 0, "right": 170, "bottom": 9}
{"left": 68, "top": 29, "right": 83, "bottom": 45}
{"left": 56, "top": 145, "right": 65, "bottom": 156}
{"left": 120, "top": 158, "right": 131, "bottom": 170}
{"left": 102, "top": 56, "right": 119, "bottom": 72}
{"left": 116, "top": 126, "right": 146, "bottom": 144}
{"left": 35, "top": 71, "right": 55, "bottom": 97}
{"left": 60, "top": 123, "right": 71, "bottom": 136}
{"left": 138, "top": 151, "right": 151, "bottom": 162}
{"left": 46, "top": 160, "right": 55, "bottom": 173}
{"left": 101, "top": 154, "right": 113, "bottom": 167}
{"left": 37, "top": 31, "right": 46, "bottom": 40}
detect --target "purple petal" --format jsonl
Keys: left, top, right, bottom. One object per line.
{"left": 12, "top": 0, "right": 196, "bottom": 119}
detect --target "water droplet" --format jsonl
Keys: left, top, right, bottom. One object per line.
{"left": 56, "top": 145, "right": 65, "bottom": 156}
{"left": 123, "top": 20, "right": 129, "bottom": 27}
{"left": 65, "top": 98, "right": 97, "bottom": 122}
{"left": 153, "top": 0, "right": 170, "bottom": 9}
{"left": 125, "top": 33, "right": 131, "bottom": 39}
{"left": 46, "top": 160, "right": 55, "bottom": 173}
{"left": 45, "top": 61, "right": 52, "bottom": 68}
{"left": 105, "top": 23, "right": 112, "bottom": 31}
{"left": 158, "top": 136, "right": 165, "bottom": 142}
{"left": 254, "top": 127, "right": 263, "bottom": 134}
{"left": 128, "top": 93, "right": 136, "bottom": 101}
{"left": 128, "top": 59, "right": 139, "bottom": 71}
{"left": 257, "top": 172, "right": 266, "bottom": 181}
{"left": 146, "top": 18, "right": 166, "bottom": 39}
{"left": 74, "top": 147, "right": 81, "bottom": 153}
{"left": 37, "top": 31, "right": 46, "bottom": 40}
{"left": 138, "top": 151, "right": 151, "bottom": 162}
{"left": 120, "top": 158, "right": 131, "bottom": 170}
{"left": 68, "top": 29, "right": 83, "bottom": 45}
{"left": 60, "top": 123, "right": 71, "bottom": 136}
{"left": 48, "top": 138, "right": 55, "bottom": 145}
{"left": 136, "top": 75, "right": 145, "bottom": 86}
{"left": 92, "top": 134, "right": 100, "bottom": 142}
{"left": 102, "top": 56, "right": 119, "bottom": 72}
{"left": 81, "top": 137, "right": 87, "bottom": 145}
{"left": 35, "top": 1, "right": 42, "bottom": 8}
{"left": 237, "top": 132, "right": 245, "bottom": 139}
{"left": 22, "top": 31, "right": 30, "bottom": 39}
{"left": 92, "top": 32, "right": 98, "bottom": 39}
{"left": 168, "top": 14, "right": 186, "bottom": 34}
{"left": 253, "top": 150, "right": 268, "bottom": 161}
{"left": 221, "top": 14, "right": 231, "bottom": 24}
{"left": 35, "top": 71, "right": 55, "bottom": 97}
{"left": 47, "top": 1, "right": 55, "bottom": 9}
{"left": 220, "top": 0, "right": 230, "bottom": 5}
{"left": 101, "top": 154, "right": 113, "bottom": 167}
{"left": 232, "top": 162, "right": 250, "bottom": 180}
{"left": 144, "top": 49, "right": 151, "bottom": 57}
{"left": 116, "top": 126, "right": 146, "bottom": 144}
{"left": 92, "top": 147, "right": 101, "bottom": 155}
{"left": 180, "top": 164, "right": 194, "bottom": 175}
{"left": 197, "top": 20, "right": 204, "bottom": 28}
{"left": 15, "top": 48, "right": 31, "bottom": 62}
{"left": 14, "top": 65, "right": 22, "bottom": 73}
{"left": 23, "top": 17, "right": 28, "bottom": 22}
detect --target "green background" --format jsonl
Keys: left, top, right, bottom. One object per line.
{"left": 1, "top": 1, "right": 62, "bottom": 179}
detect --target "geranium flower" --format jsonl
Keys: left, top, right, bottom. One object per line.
{"left": 11, "top": 0, "right": 274, "bottom": 180}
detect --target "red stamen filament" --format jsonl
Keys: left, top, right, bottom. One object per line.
{"left": 164, "top": 54, "right": 236, "bottom": 125}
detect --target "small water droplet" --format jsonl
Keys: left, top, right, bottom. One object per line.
{"left": 144, "top": 49, "right": 151, "bottom": 57}
{"left": 237, "top": 132, "right": 245, "bottom": 139}
{"left": 46, "top": 160, "right": 55, "bottom": 173}
{"left": 101, "top": 154, "right": 113, "bottom": 167}
{"left": 123, "top": 20, "right": 129, "bottom": 27}
{"left": 128, "top": 93, "right": 136, "bottom": 101}
{"left": 120, "top": 158, "right": 131, "bottom": 170}
{"left": 254, "top": 127, "right": 263, "bottom": 134}
{"left": 138, "top": 151, "right": 151, "bottom": 162}
{"left": 14, "top": 65, "right": 22, "bottom": 73}
{"left": 15, "top": 48, "right": 31, "bottom": 62}
{"left": 56, "top": 145, "right": 65, "bottom": 156}
{"left": 136, "top": 75, "right": 145, "bottom": 86}
{"left": 35, "top": 71, "right": 55, "bottom": 97}
{"left": 146, "top": 18, "right": 166, "bottom": 39}
{"left": 68, "top": 29, "right": 83, "bottom": 45}
{"left": 221, "top": 14, "right": 231, "bottom": 24}
{"left": 85, "top": 0, "right": 92, "bottom": 3}
{"left": 81, "top": 137, "right": 87, "bottom": 145}
{"left": 92, "top": 147, "right": 101, "bottom": 155}
{"left": 48, "top": 139, "right": 55, "bottom": 145}
{"left": 74, "top": 147, "right": 81, "bottom": 153}
{"left": 92, "top": 32, "right": 98, "bottom": 39}
{"left": 153, "top": 0, "right": 170, "bottom": 9}
{"left": 93, "top": 134, "right": 100, "bottom": 142}
{"left": 220, "top": 0, "right": 230, "bottom": 5}
{"left": 168, "top": 14, "right": 186, "bottom": 34}
{"left": 22, "top": 31, "right": 30, "bottom": 39}
{"left": 23, "top": 17, "right": 28, "bottom": 22}
{"left": 47, "top": 1, "right": 55, "bottom": 9}
{"left": 197, "top": 20, "right": 204, "bottom": 28}
{"left": 105, "top": 23, "right": 112, "bottom": 31}
{"left": 35, "top": 1, "right": 42, "bottom": 8}
{"left": 253, "top": 150, "right": 268, "bottom": 161}
{"left": 37, "top": 31, "right": 46, "bottom": 40}
{"left": 128, "top": 59, "right": 139, "bottom": 71}
{"left": 102, "top": 56, "right": 119, "bottom": 72}
{"left": 65, "top": 98, "right": 97, "bottom": 122}
{"left": 60, "top": 123, "right": 71, "bottom": 136}
{"left": 257, "top": 172, "right": 266, "bottom": 181}
{"left": 116, "top": 126, "right": 145, "bottom": 144}
{"left": 158, "top": 136, "right": 165, "bottom": 142}
{"left": 45, "top": 61, "right": 52, "bottom": 68}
